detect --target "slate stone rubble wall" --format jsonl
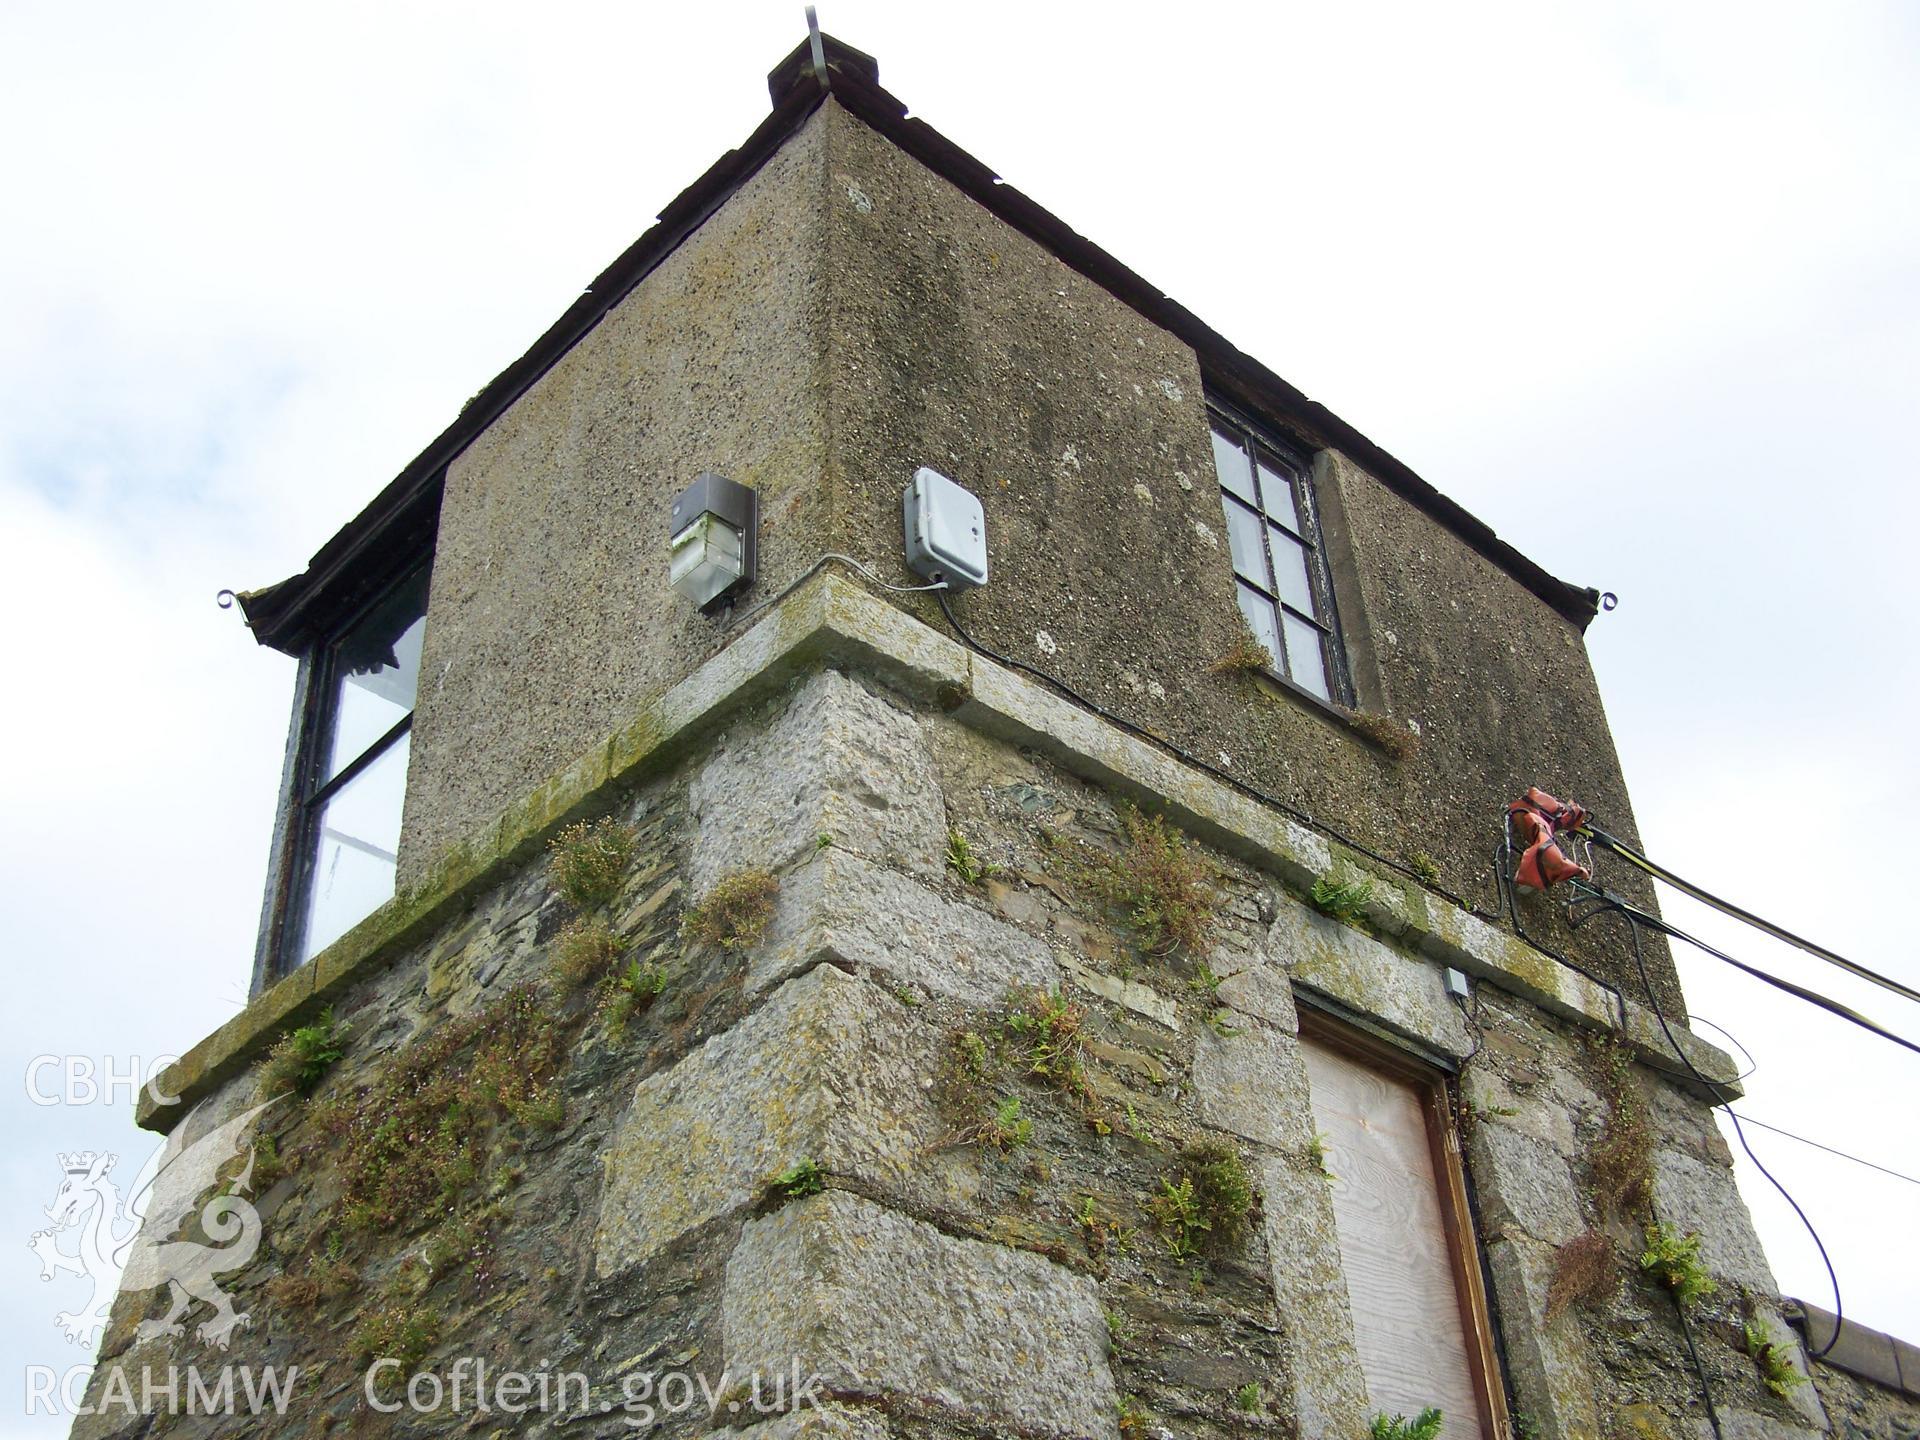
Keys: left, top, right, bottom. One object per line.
{"left": 95, "top": 586, "right": 1888, "bottom": 1439}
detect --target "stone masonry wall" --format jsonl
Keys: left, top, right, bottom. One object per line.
{"left": 88, "top": 666, "right": 1810, "bottom": 1439}
{"left": 1801, "top": 1356, "right": 1920, "bottom": 1440}
{"left": 1789, "top": 1304, "right": 1920, "bottom": 1440}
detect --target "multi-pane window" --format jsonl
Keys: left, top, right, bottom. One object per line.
{"left": 1209, "top": 412, "right": 1348, "bottom": 704}
{"left": 289, "top": 565, "right": 429, "bottom": 964}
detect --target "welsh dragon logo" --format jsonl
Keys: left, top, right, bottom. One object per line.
{"left": 29, "top": 1099, "right": 279, "bottom": 1350}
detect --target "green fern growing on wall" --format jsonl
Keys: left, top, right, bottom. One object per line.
{"left": 1310, "top": 876, "right": 1374, "bottom": 925}
{"left": 1640, "top": 1222, "right": 1715, "bottom": 1310}
{"left": 1370, "top": 1408, "right": 1444, "bottom": 1440}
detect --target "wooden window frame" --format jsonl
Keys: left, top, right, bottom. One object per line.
{"left": 1206, "top": 397, "right": 1356, "bottom": 709}
{"left": 1298, "top": 1003, "right": 1511, "bottom": 1440}
{"left": 249, "top": 556, "right": 430, "bottom": 994}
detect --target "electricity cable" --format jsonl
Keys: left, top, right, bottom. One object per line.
{"left": 1721, "top": 1112, "right": 1920, "bottom": 1190}
{"left": 721, "top": 553, "right": 952, "bottom": 635}
{"left": 1580, "top": 825, "right": 1920, "bottom": 1009}
{"left": 1568, "top": 883, "right": 1920, "bottom": 1059}
{"left": 1683, "top": 1016, "right": 1757, "bottom": 1083}
{"left": 1663, "top": 1261, "right": 1725, "bottom": 1440}
{"left": 1574, "top": 898, "right": 1848, "bottom": 1363}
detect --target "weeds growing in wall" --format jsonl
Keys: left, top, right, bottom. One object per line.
{"left": 1340, "top": 709, "right": 1421, "bottom": 764}
{"left": 945, "top": 827, "right": 1000, "bottom": 886}
{"left": 1742, "top": 1317, "right": 1806, "bottom": 1399}
{"left": 257, "top": 1008, "right": 346, "bottom": 1101}
{"left": 1082, "top": 807, "right": 1217, "bottom": 958}
{"left": 1309, "top": 876, "right": 1374, "bottom": 926}
{"left": 1370, "top": 1407, "right": 1444, "bottom": 1440}
{"left": 1640, "top": 1222, "right": 1715, "bottom": 1310}
{"left": 311, "top": 982, "right": 567, "bottom": 1235}
{"left": 547, "top": 817, "right": 638, "bottom": 909}
{"left": 1004, "top": 985, "right": 1091, "bottom": 1095}
{"left": 767, "top": 1159, "right": 824, "bottom": 1203}
{"left": 1206, "top": 632, "right": 1272, "bottom": 678}
{"left": 1544, "top": 1228, "right": 1618, "bottom": 1322}
{"left": 1586, "top": 1033, "right": 1654, "bottom": 1219}
{"left": 352, "top": 1303, "right": 442, "bottom": 1382}
{"left": 1148, "top": 1137, "right": 1255, "bottom": 1258}
{"left": 681, "top": 869, "right": 779, "bottom": 951}
{"left": 603, "top": 958, "right": 668, "bottom": 1039}
{"left": 554, "top": 916, "right": 625, "bottom": 987}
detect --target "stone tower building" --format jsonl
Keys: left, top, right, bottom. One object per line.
{"left": 88, "top": 31, "right": 1917, "bottom": 1440}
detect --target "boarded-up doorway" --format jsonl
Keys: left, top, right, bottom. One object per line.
{"left": 1301, "top": 1019, "right": 1505, "bottom": 1439}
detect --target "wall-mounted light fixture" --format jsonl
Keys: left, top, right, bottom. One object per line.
{"left": 668, "top": 472, "right": 757, "bottom": 612}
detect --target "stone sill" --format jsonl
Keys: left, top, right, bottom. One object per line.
{"left": 137, "top": 568, "right": 1740, "bottom": 1133}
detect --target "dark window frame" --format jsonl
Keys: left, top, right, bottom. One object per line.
{"left": 250, "top": 554, "right": 431, "bottom": 993}
{"left": 1207, "top": 398, "right": 1355, "bottom": 709}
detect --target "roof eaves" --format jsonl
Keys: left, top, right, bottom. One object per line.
{"left": 806, "top": 57, "right": 1601, "bottom": 631}
{"left": 239, "top": 75, "right": 833, "bottom": 653}
{"left": 245, "top": 32, "right": 1599, "bottom": 649}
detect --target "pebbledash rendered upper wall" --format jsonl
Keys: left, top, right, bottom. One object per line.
{"left": 402, "top": 94, "right": 1673, "bottom": 1004}
{"left": 400, "top": 106, "right": 839, "bottom": 883}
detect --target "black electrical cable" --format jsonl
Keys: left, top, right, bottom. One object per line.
{"left": 932, "top": 589, "right": 1474, "bottom": 910}
{"left": 1569, "top": 885, "right": 1920, "bottom": 1059}
{"left": 1684, "top": 1016, "right": 1758, "bottom": 1083}
{"left": 1581, "top": 825, "right": 1920, "bottom": 1008}
{"left": 1451, "top": 988, "right": 1483, "bottom": 1065}
{"left": 1599, "top": 902, "right": 1847, "bottom": 1364}
{"left": 931, "top": 586, "right": 1860, "bottom": 1375}
{"left": 1664, "top": 1264, "right": 1726, "bottom": 1440}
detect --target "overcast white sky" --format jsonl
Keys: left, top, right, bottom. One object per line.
{"left": 2, "top": 2, "right": 1915, "bottom": 1432}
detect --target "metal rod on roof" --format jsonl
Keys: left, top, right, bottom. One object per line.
{"left": 806, "top": 7, "right": 828, "bottom": 86}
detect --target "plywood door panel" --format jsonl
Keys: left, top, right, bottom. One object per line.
{"left": 1302, "top": 1036, "right": 1488, "bottom": 1439}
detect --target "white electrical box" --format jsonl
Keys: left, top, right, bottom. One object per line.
{"left": 903, "top": 466, "right": 989, "bottom": 590}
